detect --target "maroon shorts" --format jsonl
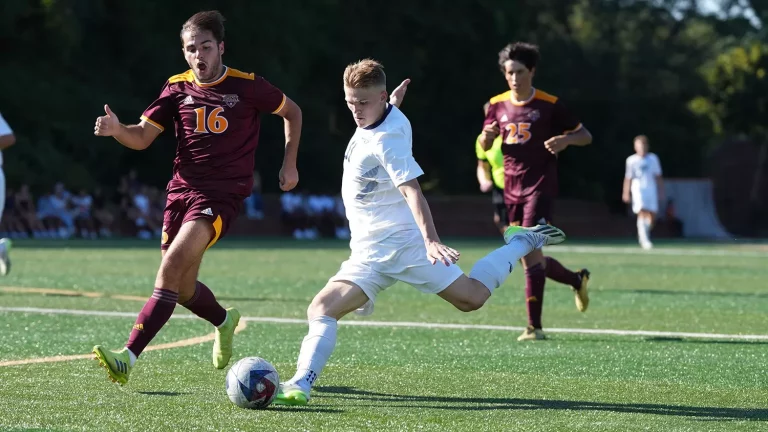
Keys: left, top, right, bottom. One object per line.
{"left": 161, "top": 189, "right": 242, "bottom": 250}
{"left": 507, "top": 195, "right": 553, "bottom": 227}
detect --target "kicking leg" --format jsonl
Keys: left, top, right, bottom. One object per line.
{"left": 439, "top": 224, "right": 564, "bottom": 322}
{"left": 275, "top": 280, "right": 369, "bottom": 406}
{"left": 92, "top": 219, "right": 213, "bottom": 385}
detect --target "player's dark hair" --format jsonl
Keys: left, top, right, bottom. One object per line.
{"left": 498, "top": 42, "right": 540, "bottom": 72}
{"left": 181, "top": 11, "right": 226, "bottom": 44}
{"left": 634, "top": 135, "right": 649, "bottom": 146}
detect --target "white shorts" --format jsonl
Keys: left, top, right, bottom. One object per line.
{"left": 631, "top": 187, "right": 658, "bottom": 214}
{"left": 330, "top": 236, "right": 464, "bottom": 316}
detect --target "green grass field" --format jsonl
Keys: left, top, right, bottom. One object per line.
{"left": 1, "top": 239, "right": 767, "bottom": 431}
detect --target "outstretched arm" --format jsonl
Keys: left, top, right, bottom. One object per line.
{"left": 94, "top": 104, "right": 160, "bottom": 151}
{"left": 398, "top": 179, "right": 460, "bottom": 266}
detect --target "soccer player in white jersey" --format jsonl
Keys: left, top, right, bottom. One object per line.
{"left": 0, "top": 113, "right": 16, "bottom": 275}
{"left": 622, "top": 135, "right": 664, "bottom": 249}
{"left": 274, "top": 59, "right": 567, "bottom": 406}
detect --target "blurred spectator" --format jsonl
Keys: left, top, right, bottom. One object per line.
{"left": 281, "top": 191, "right": 308, "bottom": 238}
{"left": 0, "top": 188, "right": 29, "bottom": 238}
{"left": 334, "top": 196, "right": 350, "bottom": 240}
{"left": 306, "top": 194, "right": 337, "bottom": 239}
{"left": 147, "top": 186, "right": 165, "bottom": 228}
{"left": 116, "top": 176, "right": 133, "bottom": 206}
{"left": 131, "top": 185, "right": 161, "bottom": 239}
{"left": 91, "top": 187, "right": 114, "bottom": 238}
{"left": 71, "top": 188, "right": 97, "bottom": 239}
{"left": 244, "top": 171, "right": 264, "bottom": 220}
{"left": 127, "top": 169, "right": 141, "bottom": 192}
{"left": 14, "top": 184, "right": 48, "bottom": 238}
{"left": 38, "top": 182, "right": 75, "bottom": 238}
{"left": 281, "top": 192, "right": 350, "bottom": 240}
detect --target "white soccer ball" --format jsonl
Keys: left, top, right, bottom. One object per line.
{"left": 225, "top": 357, "right": 279, "bottom": 409}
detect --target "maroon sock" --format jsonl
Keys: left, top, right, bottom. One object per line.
{"left": 126, "top": 288, "right": 178, "bottom": 357}
{"left": 545, "top": 257, "right": 582, "bottom": 288}
{"left": 525, "top": 263, "right": 546, "bottom": 329}
{"left": 180, "top": 281, "right": 227, "bottom": 327}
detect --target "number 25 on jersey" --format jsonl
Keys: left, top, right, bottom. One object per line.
{"left": 504, "top": 122, "right": 531, "bottom": 144}
{"left": 194, "top": 106, "right": 229, "bottom": 134}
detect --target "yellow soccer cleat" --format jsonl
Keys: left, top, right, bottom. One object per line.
{"left": 517, "top": 326, "right": 547, "bottom": 341}
{"left": 213, "top": 308, "right": 241, "bottom": 369}
{"left": 93, "top": 346, "right": 132, "bottom": 386}
{"left": 573, "top": 269, "right": 590, "bottom": 312}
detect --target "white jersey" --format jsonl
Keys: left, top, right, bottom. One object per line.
{"left": 341, "top": 104, "right": 424, "bottom": 260}
{"left": 625, "top": 153, "right": 662, "bottom": 192}
{"left": 0, "top": 113, "right": 12, "bottom": 167}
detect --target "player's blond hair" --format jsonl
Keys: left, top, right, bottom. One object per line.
{"left": 343, "top": 59, "right": 386, "bottom": 89}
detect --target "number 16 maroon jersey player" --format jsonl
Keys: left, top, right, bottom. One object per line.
{"left": 91, "top": 10, "right": 302, "bottom": 385}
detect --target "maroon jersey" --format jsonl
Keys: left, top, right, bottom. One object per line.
{"left": 483, "top": 89, "right": 581, "bottom": 203}
{"left": 141, "top": 66, "right": 286, "bottom": 198}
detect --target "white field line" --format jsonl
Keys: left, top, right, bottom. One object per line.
{"left": 2, "top": 306, "right": 767, "bottom": 341}
{"left": 0, "top": 317, "right": 247, "bottom": 367}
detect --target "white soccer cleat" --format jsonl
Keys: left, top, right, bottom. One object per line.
{"left": 503, "top": 224, "right": 566, "bottom": 249}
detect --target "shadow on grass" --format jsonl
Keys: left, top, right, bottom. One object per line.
{"left": 612, "top": 288, "right": 768, "bottom": 298}
{"left": 268, "top": 405, "right": 344, "bottom": 413}
{"left": 314, "top": 386, "right": 767, "bottom": 420}
{"left": 643, "top": 336, "right": 768, "bottom": 345}
{"left": 137, "top": 391, "right": 189, "bottom": 397}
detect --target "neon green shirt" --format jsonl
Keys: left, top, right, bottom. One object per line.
{"left": 475, "top": 134, "right": 504, "bottom": 189}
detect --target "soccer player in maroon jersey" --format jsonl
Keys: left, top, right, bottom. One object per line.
{"left": 481, "top": 42, "right": 592, "bottom": 341}
{"left": 90, "top": 11, "right": 302, "bottom": 385}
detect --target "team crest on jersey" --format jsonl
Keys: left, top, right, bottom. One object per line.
{"left": 222, "top": 94, "right": 239, "bottom": 108}
{"left": 528, "top": 109, "right": 540, "bottom": 122}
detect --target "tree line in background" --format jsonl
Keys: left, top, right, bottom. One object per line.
{"left": 0, "top": 0, "right": 765, "bottom": 215}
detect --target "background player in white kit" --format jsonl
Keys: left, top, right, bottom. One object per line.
{"left": 622, "top": 135, "right": 664, "bottom": 249}
{"left": 274, "top": 59, "right": 567, "bottom": 406}
{"left": 0, "top": 113, "right": 16, "bottom": 275}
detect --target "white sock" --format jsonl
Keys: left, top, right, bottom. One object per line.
{"left": 289, "top": 315, "right": 337, "bottom": 391}
{"left": 216, "top": 311, "right": 229, "bottom": 329}
{"left": 469, "top": 238, "right": 533, "bottom": 292}
{"left": 637, "top": 218, "right": 649, "bottom": 245}
{"left": 127, "top": 348, "right": 138, "bottom": 367}
{"left": 643, "top": 218, "right": 652, "bottom": 241}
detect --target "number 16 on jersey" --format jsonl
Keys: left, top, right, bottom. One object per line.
{"left": 194, "top": 106, "right": 229, "bottom": 134}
